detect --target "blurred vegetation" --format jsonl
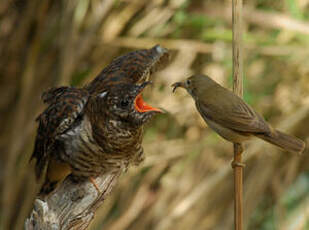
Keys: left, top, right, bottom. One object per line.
{"left": 0, "top": 0, "right": 309, "bottom": 229}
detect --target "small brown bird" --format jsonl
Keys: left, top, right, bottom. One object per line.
{"left": 31, "top": 45, "right": 169, "bottom": 196}
{"left": 172, "top": 74, "right": 305, "bottom": 154}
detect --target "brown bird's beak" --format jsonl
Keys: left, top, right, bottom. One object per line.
{"left": 171, "top": 82, "right": 185, "bottom": 93}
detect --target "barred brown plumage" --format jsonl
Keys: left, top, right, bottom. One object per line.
{"left": 31, "top": 45, "right": 170, "bottom": 196}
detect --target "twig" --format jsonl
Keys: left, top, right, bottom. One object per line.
{"left": 232, "top": 1, "right": 243, "bottom": 230}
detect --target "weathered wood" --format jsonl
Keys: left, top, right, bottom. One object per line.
{"left": 25, "top": 171, "right": 122, "bottom": 230}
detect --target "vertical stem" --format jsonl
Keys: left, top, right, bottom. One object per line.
{"left": 233, "top": 143, "right": 243, "bottom": 230}
{"left": 232, "top": 0, "right": 243, "bottom": 230}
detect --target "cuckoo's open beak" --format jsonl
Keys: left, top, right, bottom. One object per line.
{"left": 134, "top": 81, "right": 163, "bottom": 113}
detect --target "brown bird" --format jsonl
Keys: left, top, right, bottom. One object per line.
{"left": 31, "top": 45, "right": 169, "bottom": 196}
{"left": 172, "top": 74, "right": 305, "bottom": 154}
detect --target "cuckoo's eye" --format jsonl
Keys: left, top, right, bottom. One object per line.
{"left": 186, "top": 79, "right": 191, "bottom": 86}
{"left": 120, "top": 100, "right": 129, "bottom": 108}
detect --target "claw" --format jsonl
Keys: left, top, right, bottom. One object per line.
{"left": 89, "top": 177, "right": 101, "bottom": 194}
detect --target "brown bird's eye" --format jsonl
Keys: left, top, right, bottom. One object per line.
{"left": 186, "top": 79, "right": 191, "bottom": 85}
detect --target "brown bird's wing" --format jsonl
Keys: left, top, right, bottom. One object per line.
{"left": 31, "top": 87, "right": 89, "bottom": 180}
{"left": 196, "top": 93, "right": 271, "bottom": 134}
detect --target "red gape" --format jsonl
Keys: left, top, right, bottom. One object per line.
{"left": 134, "top": 93, "right": 162, "bottom": 113}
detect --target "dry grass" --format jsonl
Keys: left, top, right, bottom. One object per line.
{"left": 0, "top": 0, "right": 308, "bottom": 229}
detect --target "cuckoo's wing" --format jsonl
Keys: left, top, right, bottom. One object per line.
{"left": 41, "top": 86, "right": 72, "bottom": 105}
{"left": 31, "top": 87, "right": 89, "bottom": 180}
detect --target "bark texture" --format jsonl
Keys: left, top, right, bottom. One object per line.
{"left": 25, "top": 171, "right": 122, "bottom": 230}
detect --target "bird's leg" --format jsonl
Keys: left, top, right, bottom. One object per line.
{"left": 69, "top": 174, "right": 101, "bottom": 194}
{"left": 89, "top": 177, "right": 101, "bottom": 194}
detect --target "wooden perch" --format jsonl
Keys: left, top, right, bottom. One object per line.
{"left": 25, "top": 170, "right": 123, "bottom": 230}
{"left": 232, "top": 0, "right": 244, "bottom": 230}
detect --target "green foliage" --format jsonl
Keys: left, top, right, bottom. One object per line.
{"left": 285, "top": 0, "right": 304, "bottom": 20}
{"left": 250, "top": 173, "right": 309, "bottom": 230}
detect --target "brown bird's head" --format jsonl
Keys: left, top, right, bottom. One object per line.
{"left": 172, "top": 74, "right": 219, "bottom": 99}
{"left": 96, "top": 81, "right": 162, "bottom": 126}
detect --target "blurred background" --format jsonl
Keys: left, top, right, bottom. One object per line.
{"left": 0, "top": 0, "right": 309, "bottom": 229}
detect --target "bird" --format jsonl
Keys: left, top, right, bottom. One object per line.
{"left": 172, "top": 74, "right": 305, "bottom": 154}
{"left": 31, "top": 45, "right": 169, "bottom": 196}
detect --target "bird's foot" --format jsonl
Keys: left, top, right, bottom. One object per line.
{"left": 90, "top": 177, "right": 101, "bottom": 194}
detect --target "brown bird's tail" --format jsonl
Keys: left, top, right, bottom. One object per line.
{"left": 256, "top": 130, "right": 305, "bottom": 154}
